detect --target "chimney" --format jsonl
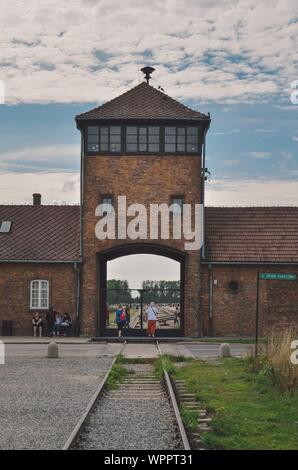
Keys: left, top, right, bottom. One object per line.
{"left": 33, "top": 193, "right": 41, "bottom": 205}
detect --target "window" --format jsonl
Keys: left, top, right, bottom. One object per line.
{"left": 229, "top": 281, "right": 239, "bottom": 292}
{"left": 171, "top": 196, "right": 183, "bottom": 214}
{"left": 126, "top": 126, "right": 160, "bottom": 153}
{"left": 30, "top": 280, "right": 49, "bottom": 309}
{"left": 165, "top": 127, "right": 198, "bottom": 153}
{"left": 0, "top": 221, "right": 12, "bottom": 233}
{"left": 102, "top": 196, "right": 113, "bottom": 214}
{"left": 87, "top": 125, "right": 199, "bottom": 154}
{"left": 87, "top": 126, "right": 121, "bottom": 153}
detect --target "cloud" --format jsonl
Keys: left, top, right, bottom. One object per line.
{"left": 0, "top": 144, "right": 80, "bottom": 172}
{"left": 206, "top": 178, "right": 298, "bottom": 206}
{"left": 292, "top": 136, "right": 298, "bottom": 141}
{"left": 0, "top": 172, "right": 80, "bottom": 204}
{"left": 246, "top": 151, "right": 272, "bottom": 159}
{"left": 0, "top": 0, "right": 297, "bottom": 104}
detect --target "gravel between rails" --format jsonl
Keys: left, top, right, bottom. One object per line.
{"left": 75, "top": 363, "right": 183, "bottom": 450}
{"left": 0, "top": 356, "right": 114, "bottom": 450}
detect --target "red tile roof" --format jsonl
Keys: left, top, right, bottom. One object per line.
{"left": 0, "top": 205, "right": 80, "bottom": 262}
{"left": 205, "top": 207, "right": 298, "bottom": 263}
{"left": 76, "top": 82, "right": 210, "bottom": 121}
{"left": 1, "top": 205, "right": 297, "bottom": 263}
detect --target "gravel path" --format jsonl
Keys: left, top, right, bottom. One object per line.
{"left": 75, "top": 364, "right": 183, "bottom": 450}
{"left": 0, "top": 356, "right": 113, "bottom": 450}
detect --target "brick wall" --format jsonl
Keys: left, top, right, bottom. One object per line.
{"left": 81, "top": 153, "right": 203, "bottom": 336}
{"left": 201, "top": 264, "right": 298, "bottom": 336}
{"left": 0, "top": 263, "right": 78, "bottom": 335}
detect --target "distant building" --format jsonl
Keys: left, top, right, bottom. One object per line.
{"left": 1, "top": 71, "right": 297, "bottom": 336}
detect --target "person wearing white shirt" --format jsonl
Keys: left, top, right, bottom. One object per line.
{"left": 146, "top": 302, "right": 158, "bottom": 337}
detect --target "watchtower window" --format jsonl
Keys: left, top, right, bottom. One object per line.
{"left": 171, "top": 196, "right": 183, "bottom": 213}
{"left": 87, "top": 126, "right": 121, "bottom": 153}
{"left": 126, "top": 126, "right": 160, "bottom": 153}
{"left": 102, "top": 196, "right": 114, "bottom": 214}
{"left": 165, "top": 127, "right": 198, "bottom": 153}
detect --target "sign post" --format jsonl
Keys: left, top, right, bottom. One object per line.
{"left": 255, "top": 272, "right": 297, "bottom": 357}
{"left": 255, "top": 271, "right": 260, "bottom": 357}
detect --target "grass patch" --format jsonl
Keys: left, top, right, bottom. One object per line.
{"left": 106, "top": 354, "right": 129, "bottom": 390}
{"left": 174, "top": 358, "right": 298, "bottom": 450}
{"left": 180, "top": 405, "right": 198, "bottom": 432}
{"left": 154, "top": 355, "right": 178, "bottom": 380}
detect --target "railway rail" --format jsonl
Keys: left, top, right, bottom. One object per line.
{"left": 62, "top": 341, "right": 190, "bottom": 451}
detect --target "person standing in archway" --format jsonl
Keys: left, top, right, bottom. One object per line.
{"left": 115, "top": 304, "right": 126, "bottom": 337}
{"left": 146, "top": 302, "right": 158, "bottom": 338}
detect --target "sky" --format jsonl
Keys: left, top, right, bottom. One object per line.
{"left": 0, "top": 0, "right": 297, "bottom": 285}
{"left": 107, "top": 254, "right": 180, "bottom": 289}
{"left": 0, "top": 0, "right": 297, "bottom": 206}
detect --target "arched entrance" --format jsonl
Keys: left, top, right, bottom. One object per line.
{"left": 97, "top": 243, "right": 186, "bottom": 336}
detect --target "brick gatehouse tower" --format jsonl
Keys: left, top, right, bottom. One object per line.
{"left": 76, "top": 68, "right": 211, "bottom": 336}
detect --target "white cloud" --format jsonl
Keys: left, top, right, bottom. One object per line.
{"left": 1, "top": 172, "right": 298, "bottom": 207}
{"left": 0, "top": 0, "right": 297, "bottom": 104}
{"left": 292, "top": 136, "right": 298, "bottom": 141}
{"left": 245, "top": 151, "right": 272, "bottom": 159}
{"left": 0, "top": 172, "right": 80, "bottom": 204}
{"left": 206, "top": 178, "right": 298, "bottom": 206}
{"left": 0, "top": 144, "right": 80, "bottom": 171}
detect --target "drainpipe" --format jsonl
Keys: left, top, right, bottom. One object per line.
{"left": 208, "top": 263, "right": 213, "bottom": 336}
{"left": 74, "top": 262, "right": 81, "bottom": 336}
{"left": 201, "top": 127, "right": 207, "bottom": 260}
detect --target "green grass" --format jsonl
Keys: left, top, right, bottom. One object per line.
{"left": 174, "top": 358, "right": 298, "bottom": 450}
{"left": 153, "top": 355, "right": 178, "bottom": 380}
{"left": 106, "top": 354, "right": 129, "bottom": 390}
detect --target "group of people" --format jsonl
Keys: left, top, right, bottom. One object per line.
{"left": 32, "top": 310, "right": 72, "bottom": 337}
{"left": 114, "top": 304, "right": 131, "bottom": 336}
{"left": 114, "top": 302, "right": 158, "bottom": 338}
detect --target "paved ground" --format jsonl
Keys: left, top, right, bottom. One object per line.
{"left": 1, "top": 340, "right": 252, "bottom": 359}
{"left": 3, "top": 342, "right": 121, "bottom": 358}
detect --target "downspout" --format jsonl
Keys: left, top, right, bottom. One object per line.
{"left": 201, "top": 123, "right": 209, "bottom": 260}
{"left": 208, "top": 262, "right": 213, "bottom": 336}
{"left": 79, "top": 127, "right": 84, "bottom": 259}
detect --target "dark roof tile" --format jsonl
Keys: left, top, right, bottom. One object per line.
{"left": 76, "top": 82, "right": 209, "bottom": 121}
{"left": 205, "top": 207, "right": 298, "bottom": 263}
{"left": 0, "top": 205, "right": 80, "bottom": 262}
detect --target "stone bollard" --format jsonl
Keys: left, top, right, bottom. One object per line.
{"left": 47, "top": 342, "right": 59, "bottom": 359}
{"left": 219, "top": 343, "right": 231, "bottom": 358}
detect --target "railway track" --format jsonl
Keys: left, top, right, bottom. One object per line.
{"left": 62, "top": 341, "right": 190, "bottom": 451}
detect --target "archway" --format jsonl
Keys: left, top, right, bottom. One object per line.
{"left": 97, "top": 243, "right": 186, "bottom": 336}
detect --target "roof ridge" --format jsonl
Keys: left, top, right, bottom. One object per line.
{"left": 76, "top": 82, "right": 209, "bottom": 121}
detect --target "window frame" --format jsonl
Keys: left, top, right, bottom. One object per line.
{"left": 101, "top": 195, "right": 114, "bottom": 215}
{"left": 30, "top": 279, "right": 49, "bottom": 310}
{"left": 85, "top": 121, "right": 202, "bottom": 155}
{"left": 171, "top": 195, "right": 184, "bottom": 214}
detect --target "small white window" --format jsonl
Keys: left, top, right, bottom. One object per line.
{"left": 0, "top": 221, "right": 12, "bottom": 233}
{"left": 30, "top": 280, "right": 49, "bottom": 309}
